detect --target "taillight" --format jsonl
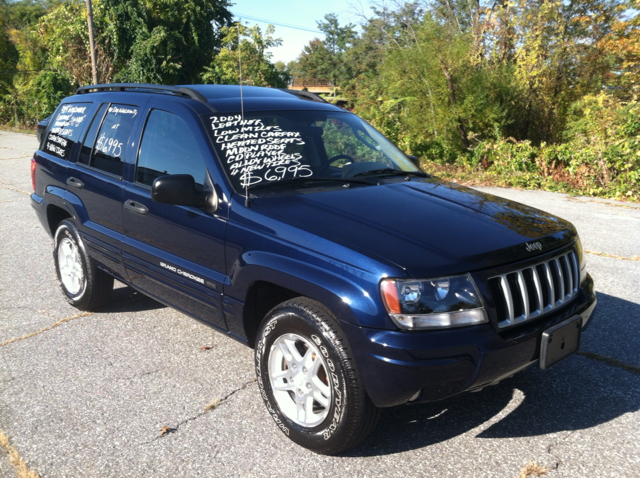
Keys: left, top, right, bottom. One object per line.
{"left": 31, "top": 157, "right": 37, "bottom": 192}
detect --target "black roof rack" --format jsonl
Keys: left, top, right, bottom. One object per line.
{"left": 279, "top": 89, "right": 328, "bottom": 104}
{"left": 75, "top": 83, "right": 209, "bottom": 105}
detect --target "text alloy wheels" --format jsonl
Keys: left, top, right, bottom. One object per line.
{"left": 57, "top": 236, "right": 85, "bottom": 295}
{"left": 268, "top": 333, "right": 332, "bottom": 427}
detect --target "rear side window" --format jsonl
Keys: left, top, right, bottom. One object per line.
{"left": 79, "top": 104, "right": 108, "bottom": 165}
{"left": 44, "top": 103, "right": 91, "bottom": 159}
{"left": 79, "top": 103, "right": 138, "bottom": 177}
{"left": 136, "top": 109, "right": 206, "bottom": 188}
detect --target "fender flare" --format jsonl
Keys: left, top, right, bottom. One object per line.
{"left": 228, "top": 251, "right": 389, "bottom": 329}
{"left": 59, "top": 188, "right": 89, "bottom": 225}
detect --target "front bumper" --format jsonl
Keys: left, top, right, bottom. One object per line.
{"left": 342, "top": 275, "right": 597, "bottom": 408}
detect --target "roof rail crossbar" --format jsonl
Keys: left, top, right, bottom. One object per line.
{"left": 75, "top": 83, "right": 210, "bottom": 105}
{"left": 279, "top": 89, "right": 328, "bottom": 104}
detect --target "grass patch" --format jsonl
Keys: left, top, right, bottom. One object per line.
{"left": 0, "top": 184, "right": 31, "bottom": 195}
{"left": 0, "top": 312, "right": 93, "bottom": 348}
{"left": 518, "top": 462, "right": 548, "bottom": 478}
{"left": 204, "top": 398, "right": 221, "bottom": 411}
{"left": 585, "top": 251, "right": 640, "bottom": 262}
{"left": 422, "top": 162, "right": 640, "bottom": 204}
{"left": 0, "top": 125, "right": 36, "bottom": 136}
{"left": 0, "top": 430, "right": 41, "bottom": 478}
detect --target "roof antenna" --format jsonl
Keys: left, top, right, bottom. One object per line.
{"left": 238, "top": 22, "right": 250, "bottom": 209}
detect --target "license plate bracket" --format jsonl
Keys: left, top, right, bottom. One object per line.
{"left": 539, "top": 316, "right": 582, "bottom": 370}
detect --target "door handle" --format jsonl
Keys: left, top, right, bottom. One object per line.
{"left": 66, "top": 177, "right": 84, "bottom": 189}
{"left": 124, "top": 199, "right": 148, "bottom": 215}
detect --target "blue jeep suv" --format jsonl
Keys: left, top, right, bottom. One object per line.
{"left": 31, "top": 83, "right": 597, "bottom": 454}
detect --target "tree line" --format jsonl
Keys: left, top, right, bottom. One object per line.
{"left": 1, "top": 0, "right": 638, "bottom": 199}
{"left": 286, "top": 1, "right": 639, "bottom": 200}
{"left": 0, "top": 0, "right": 287, "bottom": 125}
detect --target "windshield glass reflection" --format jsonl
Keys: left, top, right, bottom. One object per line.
{"left": 202, "top": 111, "right": 419, "bottom": 192}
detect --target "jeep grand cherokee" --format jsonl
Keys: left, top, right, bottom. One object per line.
{"left": 31, "top": 83, "right": 597, "bottom": 454}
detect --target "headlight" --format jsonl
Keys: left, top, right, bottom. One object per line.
{"left": 380, "top": 274, "right": 488, "bottom": 330}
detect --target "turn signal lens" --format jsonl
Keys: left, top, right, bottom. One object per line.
{"left": 380, "top": 280, "right": 401, "bottom": 314}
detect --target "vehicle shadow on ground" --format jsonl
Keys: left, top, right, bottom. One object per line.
{"left": 580, "top": 292, "right": 640, "bottom": 367}
{"left": 347, "top": 293, "right": 640, "bottom": 457}
{"left": 99, "top": 285, "right": 166, "bottom": 314}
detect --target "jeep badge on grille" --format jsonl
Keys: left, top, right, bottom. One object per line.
{"left": 525, "top": 241, "right": 543, "bottom": 252}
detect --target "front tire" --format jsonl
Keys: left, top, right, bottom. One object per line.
{"left": 54, "top": 219, "right": 113, "bottom": 311}
{"left": 255, "top": 297, "right": 379, "bottom": 455}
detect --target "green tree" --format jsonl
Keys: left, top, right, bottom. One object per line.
{"left": 285, "top": 59, "right": 302, "bottom": 79}
{"left": 38, "top": 0, "right": 100, "bottom": 85}
{"left": 346, "top": 4, "right": 516, "bottom": 156}
{"left": 273, "top": 60, "right": 292, "bottom": 85}
{"left": 297, "top": 38, "right": 333, "bottom": 80}
{"left": 0, "top": 0, "right": 234, "bottom": 125}
{"left": 318, "top": 13, "right": 356, "bottom": 55}
{"left": 115, "top": 0, "right": 233, "bottom": 84}
{"left": 297, "top": 14, "right": 357, "bottom": 85}
{"left": 201, "top": 23, "right": 286, "bottom": 87}
{"left": 340, "top": 0, "right": 633, "bottom": 158}
{"left": 0, "top": 4, "right": 19, "bottom": 96}
{"left": 0, "top": 0, "right": 52, "bottom": 96}
{"left": 37, "top": 0, "right": 233, "bottom": 86}
{"left": 510, "top": 0, "right": 626, "bottom": 143}
{"left": 600, "top": 0, "right": 640, "bottom": 97}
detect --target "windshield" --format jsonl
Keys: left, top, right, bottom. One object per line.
{"left": 201, "top": 110, "right": 419, "bottom": 192}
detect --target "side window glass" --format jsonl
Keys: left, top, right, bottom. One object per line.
{"left": 44, "top": 103, "right": 91, "bottom": 159}
{"left": 136, "top": 109, "right": 206, "bottom": 189}
{"left": 79, "top": 103, "right": 108, "bottom": 165}
{"left": 90, "top": 104, "right": 138, "bottom": 177}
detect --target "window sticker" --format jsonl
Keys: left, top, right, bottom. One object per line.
{"left": 45, "top": 103, "right": 91, "bottom": 159}
{"left": 90, "top": 104, "right": 138, "bottom": 176}
{"left": 208, "top": 115, "right": 312, "bottom": 188}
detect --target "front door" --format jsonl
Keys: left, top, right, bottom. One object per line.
{"left": 121, "top": 99, "right": 228, "bottom": 331}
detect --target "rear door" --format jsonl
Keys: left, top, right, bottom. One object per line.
{"left": 121, "top": 97, "right": 228, "bottom": 331}
{"left": 66, "top": 101, "right": 142, "bottom": 277}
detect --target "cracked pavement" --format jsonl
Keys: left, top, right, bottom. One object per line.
{"left": 1, "top": 130, "right": 639, "bottom": 477}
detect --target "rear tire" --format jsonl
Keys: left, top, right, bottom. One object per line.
{"left": 53, "top": 219, "right": 113, "bottom": 311}
{"left": 255, "top": 297, "right": 379, "bottom": 455}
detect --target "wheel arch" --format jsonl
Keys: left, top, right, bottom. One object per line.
{"left": 41, "top": 186, "right": 87, "bottom": 237}
{"left": 46, "top": 204, "right": 72, "bottom": 237}
{"left": 242, "top": 281, "right": 301, "bottom": 347}
{"left": 232, "top": 254, "right": 388, "bottom": 347}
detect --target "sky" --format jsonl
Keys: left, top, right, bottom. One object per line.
{"left": 229, "top": 0, "right": 368, "bottom": 64}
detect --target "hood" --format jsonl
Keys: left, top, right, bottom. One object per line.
{"left": 252, "top": 178, "right": 576, "bottom": 278}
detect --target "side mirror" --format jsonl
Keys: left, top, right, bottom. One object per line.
{"left": 407, "top": 155, "right": 421, "bottom": 170}
{"left": 151, "top": 174, "right": 207, "bottom": 208}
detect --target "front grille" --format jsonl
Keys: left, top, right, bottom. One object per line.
{"left": 489, "top": 250, "right": 579, "bottom": 328}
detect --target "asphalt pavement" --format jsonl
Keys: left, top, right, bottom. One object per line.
{"left": 1, "top": 130, "right": 639, "bottom": 477}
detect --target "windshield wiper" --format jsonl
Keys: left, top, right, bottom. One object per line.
{"left": 352, "top": 168, "right": 430, "bottom": 178}
{"left": 248, "top": 176, "right": 372, "bottom": 191}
